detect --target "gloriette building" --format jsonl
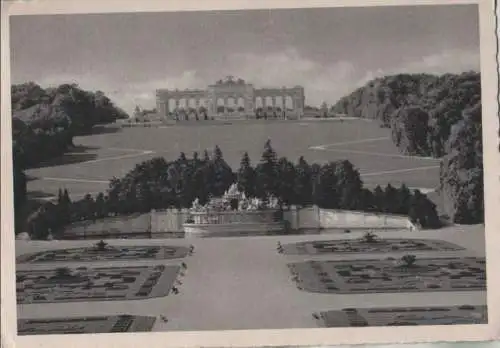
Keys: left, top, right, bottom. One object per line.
{"left": 156, "top": 76, "right": 305, "bottom": 120}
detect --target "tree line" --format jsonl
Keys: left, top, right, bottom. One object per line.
{"left": 12, "top": 82, "right": 128, "bottom": 168}
{"left": 11, "top": 82, "right": 129, "bottom": 233}
{"left": 25, "top": 141, "right": 440, "bottom": 240}
{"left": 331, "top": 72, "right": 483, "bottom": 224}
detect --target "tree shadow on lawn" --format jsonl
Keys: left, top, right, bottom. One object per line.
{"left": 78, "top": 125, "right": 123, "bottom": 136}
{"left": 29, "top": 145, "right": 100, "bottom": 169}
{"left": 26, "top": 191, "right": 56, "bottom": 200}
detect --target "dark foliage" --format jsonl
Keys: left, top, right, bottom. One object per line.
{"left": 332, "top": 72, "right": 483, "bottom": 223}
{"left": 440, "top": 102, "right": 483, "bottom": 223}
{"left": 11, "top": 82, "right": 128, "bottom": 169}
{"left": 237, "top": 152, "right": 256, "bottom": 198}
{"left": 25, "top": 142, "right": 443, "bottom": 239}
{"left": 11, "top": 82, "right": 129, "bottom": 235}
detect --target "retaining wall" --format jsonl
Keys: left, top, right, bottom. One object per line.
{"left": 62, "top": 213, "right": 150, "bottom": 238}
{"left": 284, "top": 205, "right": 415, "bottom": 231}
{"left": 62, "top": 205, "right": 416, "bottom": 239}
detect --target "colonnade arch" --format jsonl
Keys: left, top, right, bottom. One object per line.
{"left": 156, "top": 78, "right": 305, "bottom": 120}
{"left": 255, "top": 97, "right": 263, "bottom": 108}
{"left": 237, "top": 97, "right": 245, "bottom": 108}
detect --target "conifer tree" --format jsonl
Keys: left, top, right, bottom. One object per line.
{"left": 203, "top": 149, "right": 210, "bottom": 162}
{"left": 255, "top": 140, "right": 279, "bottom": 200}
{"left": 95, "top": 192, "right": 106, "bottom": 218}
{"left": 209, "top": 145, "right": 234, "bottom": 197}
{"left": 276, "top": 157, "right": 296, "bottom": 207}
{"left": 373, "top": 185, "right": 385, "bottom": 212}
{"left": 383, "top": 183, "right": 398, "bottom": 213}
{"left": 294, "top": 156, "right": 313, "bottom": 206}
{"left": 396, "top": 183, "right": 412, "bottom": 214}
{"left": 237, "top": 152, "right": 256, "bottom": 198}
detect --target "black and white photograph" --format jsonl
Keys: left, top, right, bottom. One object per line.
{"left": 1, "top": 0, "right": 498, "bottom": 347}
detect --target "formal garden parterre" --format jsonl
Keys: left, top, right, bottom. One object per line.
{"left": 17, "top": 315, "right": 157, "bottom": 335}
{"left": 288, "top": 257, "right": 486, "bottom": 294}
{"left": 16, "top": 240, "right": 189, "bottom": 263}
{"left": 16, "top": 264, "right": 181, "bottom": 304}
{"left": 317, "top": 305, "right": 487, "bottom": 327}
{"left": 281, "top": 235, "right": 465, "bottom": 255}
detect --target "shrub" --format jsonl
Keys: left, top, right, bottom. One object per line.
{"left": 361, "top": 231, "right": 379, "bottom": 243}
{"left": 400, "top": 254, "right": 417, "bottom": 268}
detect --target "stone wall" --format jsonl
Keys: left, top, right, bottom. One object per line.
{"left": 151, "top": 206, "right": 415, "bottom": 234}
{"left": 62, "top": 206, "right": 416, "bottom": 239}
{"left": 62, "top": 213, "right": 151, "bottom": 238}
{"left": 318, "top": 208, "right": 415, "bottom": 230}
{"left": 191, "top": 210, "right": 279, "bottom": 224}
{"left": 284, "top": 205, "right": 415, "bottom": 231}
{"left": 183, "top": 222, "right": 284, "bottom": 237}
{"left": 151, "top": 208, "right": 189, "bottom": 233}
{"left": 151, "top": 209, "right": 283, "bottom": 235}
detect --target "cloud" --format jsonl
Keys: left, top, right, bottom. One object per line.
{"left": 355, "top": 48, "right": 480, "bottom": 87}
{"left": 414, "top": 49, "right": 480, "bottom": 74}
{"left": 33, "top": 47, "right": 480, "bottom": 114}
{"left": 35, "top": 71, "right": 207, "bottom": 115}
{"left": 227, "top": 48, "right": 357, "bottom": 107}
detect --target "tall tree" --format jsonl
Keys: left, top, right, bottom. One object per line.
{"left": 358, "top": 188, "right": 375, "bottom": 211}
{"left": 57, "top": 188, "right": 72, "bottom": 225}
{"left": 81, "top": 194, "right": 96, "bottom": 220}
{"left": 210, "top": 145, "right": 235, "bottom": 197}
{"left": 203, "top": 149, "right": 210, "bottom": 162}
{"left": 237, "top": 152, "right": 256, "bottom": 198}
{"left": 192, "top": 165, "right": 211, "bottom": 205}
{"left": 13, "top": 165, "right": 27, "bottom": 233}
{"left": 408, "top": 189, "right": 440, "bottom": 228}
{"left": 213, "top": 145, "right": 223, "bottom": 162}
{"left": 255, "top": 140, "right": 279, "bottom": 200}
{"left": 294, "top": 156, "right": 313, "bottom": 206}
{"left": 373, "top": 185, "right": 385, "bottom": 212}
{"left": 335, "top": 160, "right": 363, "bottom": 210}
{"left": 94, "top": 192, "right": 107, "bottom": 219}
{"left": 383, "top": 184, "right": 399, "bottom": 213}
{"left": 391, "top": 106, "right": 430, "bottom": 156}
{"left": 276, "top": 157, "right": 296, "bottom": 207}
{"left": 178, "top": 152, "right": 187, "bottom": 163}
{"left": 313, "top": 162, "right": 339, "bottom": 209}
{"left": 396, "top": 184, "right": 412, "bottom": 214}
{"left": 440, "top": 102, "right": 483, "bottom": 224}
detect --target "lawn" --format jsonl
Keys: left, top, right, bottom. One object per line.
{"left": 25, "top": 119, "right": 441, "bottom": 200}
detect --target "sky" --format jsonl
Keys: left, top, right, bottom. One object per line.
{"left": 9, "top": 4, "right": 480, "bottom": 113}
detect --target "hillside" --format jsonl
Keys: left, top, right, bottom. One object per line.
{"left": 11, "top": 82, "right": 129, "bottom": 233}
{"left": 11, "top": 82, "right": 128, "bottom": 169}
{"left": 332, "top": 72, "right": 483, "bottom": 224}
